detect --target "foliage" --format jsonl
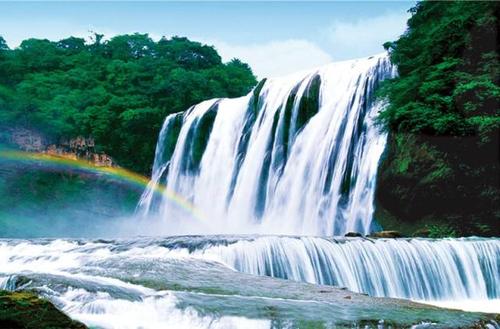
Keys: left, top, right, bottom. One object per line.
{"left": 377, "top": 2, "right": 499, "bottom": 236}
{"left": 0, "top": 34, "right": 257, "bottom": 173}
{"left": 0, "top": 290, "right": 87, "bottom": 328}
{"left": 426, "top": 224, "right": 457, "bottom": 239}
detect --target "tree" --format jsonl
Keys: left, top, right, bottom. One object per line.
{"left": 0, "top": 37, "right": 9, "bottom": 51}
{"left": 377, "top": 2, "right": 500, "bottom": 236}
{"left": 0, "top": 33, "right": 257, "bottom": 174}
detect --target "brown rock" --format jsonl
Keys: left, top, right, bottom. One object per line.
{"left": 368, "top": 230, "right": 403, "bottom": 238}
{"left": 344, "top": 232, "right": 363, "bottom": 237}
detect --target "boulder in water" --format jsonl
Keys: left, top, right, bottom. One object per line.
{"left": 344, "top": 232, "right": 363, "bottom": 237}
{"left": 0, "top": 290, "right": 87, "bottom": 329}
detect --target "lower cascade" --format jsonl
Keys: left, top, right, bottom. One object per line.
{"left": 185, "top": 236, "right": 499, "bottom": 302}
{"left": 138, "top": 53, "right": 395, "bottom": 236}
{"left": 0, "top": 236, "right": 498, "bottom": 318}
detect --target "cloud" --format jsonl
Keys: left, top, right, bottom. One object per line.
{"left": 206, "top": 11, "right": 409, "bottom": 79}
{"left": 325, "top": 11, "right": 410, "bottom": 60}
{"left": 208, "top": 39, "right": 334, "bottom": 79}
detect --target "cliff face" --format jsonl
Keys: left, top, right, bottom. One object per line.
{"left": 3, "top": 127, "right": 114, "bottom": 166}
{"left": 375, "top": 133, "right": 500, "bottom": 238}
{"left": 374, "top": 2, "right": 499, "bottom": 238}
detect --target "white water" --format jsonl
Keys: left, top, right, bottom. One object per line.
{"left": 0, "top": 237, "right": 499, "bottom": 317}
{"left": 133, "top": 54, "right": 500, "bottom": 317}
{"left": 60, "top": 289, "right": 270, "bottom": 329}
{"left": 138, "top": 54, "right": 395, "bottom": 236}
{"left": 4, "top": 237, "right": 497, "bottom": 303}
{"left": 184, "top": 236, "right": 500, "bottom": 305}
{"left": 0, "top": 239, "right": 267, "bottom": 329}
{"left": 0, "top": 236, "right": 500, "bottom": 329}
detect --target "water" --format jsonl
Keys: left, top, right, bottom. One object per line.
{"left": 0, "top": 237, "right": 496, "bottom": 329}
{"left": 180, "top": 236, "right": 500, "bottom": 305}
{"left": 138, "top": 54, "right": 395, "bottom": 236}
{"left": 131, "top": 53, "right": 500, "bottom": 324}
{"left": 2, "top": 55, "right": 499, "bottom": 328}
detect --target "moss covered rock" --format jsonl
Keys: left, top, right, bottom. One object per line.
{"left": 0, "top": 290, "right": 87, "bottom": 329}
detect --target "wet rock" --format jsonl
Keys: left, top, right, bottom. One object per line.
{"left": 344, "top": 232, "right": 363, "bottom": 237}
{"left": 0, "top": 290, "right": 87, "bottom": 329}
{"left": 368, "top": 230, "right": 403, "bottom": 238}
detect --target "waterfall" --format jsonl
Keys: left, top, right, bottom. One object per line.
{"left": 134, "top": 53, "right": 500, "bottom": 313}
{"left": 1, "top": 238, "right": 497, "bottom": 326}
{"left": 1, "top": 236, "right": 498, "bottom": 310}
{"left": 183, "top": 236, "right": 500, "bottom": 303}
{"left": 138, "top": 53, "right": 395, "bottom": 235}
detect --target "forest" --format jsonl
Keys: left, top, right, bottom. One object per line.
{"left": 0, "top": 34, "right": 257, "bottom": 173}
{"left": 377, "top": 1, "right": 499, "bottom": 236}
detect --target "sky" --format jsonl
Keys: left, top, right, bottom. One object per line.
{"left": 0, "top": 1, "right": 414, "bottom": 78}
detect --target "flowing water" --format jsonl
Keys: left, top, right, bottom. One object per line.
{"left": 181, "top": 236, "right": 500, "bottom": 312}
{"left": 0, "top": 237, "right": 498, "bottom": 329}
{"left": 138, "top": 54, "right": 395, "bottom": 236}
{"left": 2, "top": 54, "right": 499, "bottom": 328}
{"left": 133, "top": 53, "right": 500, "bottom": 322}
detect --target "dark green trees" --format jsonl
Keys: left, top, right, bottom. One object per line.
{"left": 377, "top": 2, "right": 499, "bottom": 236}
{"left": 0, "top": 33, "right": 257, "bottom": 173}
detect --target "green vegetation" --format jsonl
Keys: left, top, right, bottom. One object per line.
{"left": 296, "top": 74, "right": 321, "bottom": 134}
{"left": 377, "top": 2, "right": 499, "bottom": 236}
{"left": 0, "top": 290, "right": 87, "bottom": 328}
{"left": 187, "top": 102, "right": 219, "bottom": 173}
{"left": 0, "top": 33, "right": 257, "bottom": 173}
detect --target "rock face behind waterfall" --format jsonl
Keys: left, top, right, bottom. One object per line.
{"left": 139, "top": 54, "right": 396, "bottom": 236}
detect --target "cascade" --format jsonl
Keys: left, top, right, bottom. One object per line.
{"left": 138, "top": 53, "right": 395, "bottom": 235}
{"left": 135, "top": 54, "right": 500, "bottom": 312}
{"left": 186, "top": 236, "right": 500, "bottom": 303}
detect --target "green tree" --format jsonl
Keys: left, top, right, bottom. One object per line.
{"left": 377, "top": 1, "right": 499, "bottom": 236}
{"left": 0, "top": 36, "right": 8, "bottom": 51}
{"left": 0, "top": 34, "right": 257, "bottom": 173}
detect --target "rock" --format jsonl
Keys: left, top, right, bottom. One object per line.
{"left": 2, "top": 127, "right": 115, "bottom": 167}
{"left": 47, "top": 136, "right": 114, "bottom": 166}
{"left": 0, "top": 290, "right": 87, "bottom": 329}
{"left": 375, "top": 133, "right": 499, "bottom": 238}
{"left": 368, "top": 230, "right": 403, "bottom": 238}
{"left": 344, "top": 232, "right": 363, "bottom": 237}
{"left": 8, "top": 128, "right": 46, "bottom": 152}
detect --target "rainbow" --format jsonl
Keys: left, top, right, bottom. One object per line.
{"left": 0, "top": 149, "right": 204, "bottom": 221}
